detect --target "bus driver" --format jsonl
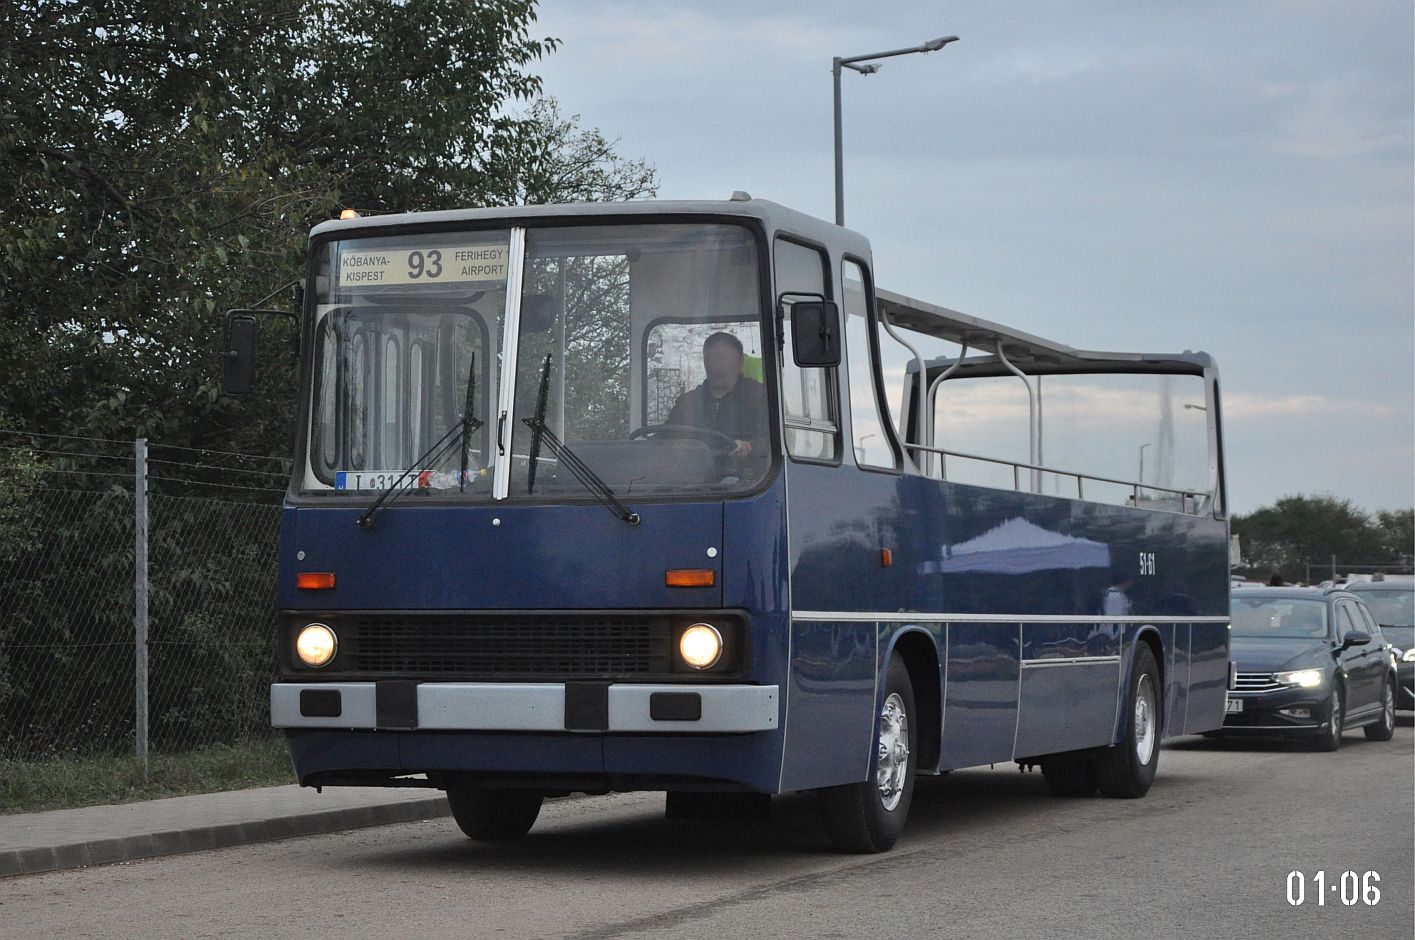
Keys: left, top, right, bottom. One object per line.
{"left": 665, "top": 331, "right": 768, "bottom": 477}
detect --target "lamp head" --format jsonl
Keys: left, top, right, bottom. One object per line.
{"left": 923, "top": 35, "right": 960, "bottom": 51}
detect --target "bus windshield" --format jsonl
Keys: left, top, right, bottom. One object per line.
{"left": 303, "top": 222, "right": 769, "bottom": 498}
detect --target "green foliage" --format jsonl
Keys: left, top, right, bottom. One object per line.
{"left": 1, "top": 737, "right": 292, "bottom": 814}
{"left": 1233, "top": 494, "right": 1415, "bottom": 582}
{"left": 0, "top": 1, "right": 656, "bottom": 460}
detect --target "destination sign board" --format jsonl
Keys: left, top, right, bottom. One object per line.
{"left": 339, "top": 244, "right": 509, "bottom": 287}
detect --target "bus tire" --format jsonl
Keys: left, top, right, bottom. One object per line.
{"left": 1095, "top": 644, "right": 1161, "bottom": 799}
{"left": 1363, "top": 675, "right": 1395, "bottom": 742}
{"left": 819, "top": 654, "right": 917, "bottom": 853}
{"left": 446, "top": 785, "right": 543, "bottom": 841}
{"left": 1040, "top": 752, "right": 1096, "bottom": 797}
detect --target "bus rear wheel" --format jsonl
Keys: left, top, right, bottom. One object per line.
{"left": 446, "top": 784, "right": 544, "bottom": 841}
{"left": 1040, "top": 752, "right": 1096, "bottom": 797}
{"left": 1094, "top": 644, "right": 1161, "bottom": 799}
{"left": 819, "top": 654, "right": 917, "bottom": 853}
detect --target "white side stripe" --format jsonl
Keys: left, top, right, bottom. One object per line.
{"left": 791, "top": 611, "right": 1228, "bottom": 624}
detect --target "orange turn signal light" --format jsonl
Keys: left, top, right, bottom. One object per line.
{"left": 880, "top": 548, "right": 893, "bottom": 568}
{"left": 665, "top": 569, "right": 715, "bottom": 588}
{"left": 296, "top": 571, "right": 336, "bottom": 590}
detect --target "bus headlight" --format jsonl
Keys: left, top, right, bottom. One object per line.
{"left": 296, "top": 623, "right": 338, "bottom": 668}
{"left": 1274, "top": 668, "right": 1323, "bottom": 689}
{"left": 678, "top": 623, "right": 723, "bottom": 670}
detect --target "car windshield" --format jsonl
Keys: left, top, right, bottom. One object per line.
{"left": 1230, "top": 597, "right": 1330, "bottom": 639}
{"left": 1347, "top": 588, "right": 1414, "bottom": 626}
{"left": 301, "top": 223, "right": 768, "bottom": 498}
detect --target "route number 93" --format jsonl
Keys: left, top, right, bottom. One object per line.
{"left": 1286, "top": 870, "right": 1380, "bottom": 906}
{"left": 407, "top": 250, "right": 444, "bottom": 280}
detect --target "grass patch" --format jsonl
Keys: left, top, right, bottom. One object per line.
{"left": 0, "top": 737, "right": 295, "bottom": 815}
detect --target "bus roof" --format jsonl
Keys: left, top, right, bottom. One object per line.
{"left": 880, "top": 287, "right": 1215, "bottom": 378}
{"left": 309, "top": 196, "right": 1212, "bottom": 379}
{"left": 308, "top": 195, "right": 873, "bottom": 259}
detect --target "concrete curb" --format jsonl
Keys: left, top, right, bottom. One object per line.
{"left": 0, "top": 794, "right": 450, "bottom": 879}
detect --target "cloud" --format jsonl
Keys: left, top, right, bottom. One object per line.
{"left": 1223, "top": 392, "right": 1396, "bottom": 420}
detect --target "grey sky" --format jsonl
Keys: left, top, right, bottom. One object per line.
{"left": 531, "top": 1, "right": 1414, "bottom": 514}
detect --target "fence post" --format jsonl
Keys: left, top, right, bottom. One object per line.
{"left": 134, "top": 437, "right": 150, "bottom": 780}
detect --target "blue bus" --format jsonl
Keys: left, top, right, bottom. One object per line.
{"left": 225, "top": 196, "right": 1232, "bottom": 852}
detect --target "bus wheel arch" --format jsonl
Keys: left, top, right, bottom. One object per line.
{"left": 1133, "top": 627, "right": 1166, "bottom": 735}
{"left": 1095, "top": 640, "right": 1162, "bottom": 798}
{"left": 819, "top": 652, "right": 918, "bottom": 853}
{"left": 888, "top": 629, "right": 941, "bottom": 774}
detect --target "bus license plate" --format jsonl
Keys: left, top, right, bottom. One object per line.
{"left": 1225, "top": 698, "right": 1243, "bottom": 714}
{"left": 336, "top": 470, "right": 419, "bottom": 491}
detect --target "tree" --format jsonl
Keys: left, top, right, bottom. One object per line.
{"left": 0, "top": 0, "right": 656, "bottom": 461}
{"left": 1374, "top": 509, "right": 1415, "bottom": 567}
{"left": 1232, "top": 494, "right": 1413, "bottom": 582}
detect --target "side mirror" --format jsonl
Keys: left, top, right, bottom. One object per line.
{"left": 221, "top": 313, "right": 258, "bottom": 398}
{"left": 1340, "top": 630, "right": 1372, "bottom": 651}
{"left": 789, "top": 300, "right": 842, "bottom": 368}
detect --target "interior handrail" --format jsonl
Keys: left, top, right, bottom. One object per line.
{"left": 901, "top": 441, "right": 1208, "bottom": 507}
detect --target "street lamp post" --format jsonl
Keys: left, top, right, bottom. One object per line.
{"left": 833, "top": 35, "right": 958, "bottom": 226}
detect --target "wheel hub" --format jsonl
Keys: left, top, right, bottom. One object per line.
{"left": 876, "top": 692, "right": 910, "bottom": 811}
{"left": 1134, "top": 674, "right": 1156, "bottom": 765}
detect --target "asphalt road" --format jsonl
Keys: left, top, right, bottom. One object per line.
{"left": 3, "top": 722, "right": 1411, "bottom": 940}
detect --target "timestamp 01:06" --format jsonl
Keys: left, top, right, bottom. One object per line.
{"left": 1286, "top": 871, "right": 1380, "bottom": 906}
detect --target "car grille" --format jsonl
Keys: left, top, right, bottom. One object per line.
{"left": 1233, "top": 671, "right": 1283, "bottom": 693}
{"left": 339, "top": 613, "right": 673, "bottom": 678}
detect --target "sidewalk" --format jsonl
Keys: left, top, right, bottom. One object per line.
{"left": 0, "top": 784, "right": 450, "bottom": 878}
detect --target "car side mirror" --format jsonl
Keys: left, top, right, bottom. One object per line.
{"left": 221, "top": 313, "right": 258, "bottom": 398}
{"left": 1340, "top": 631, "right": 1372, "bottom": 651}
{"left": 788, "top": 300, "right": 841, "bottom": 368}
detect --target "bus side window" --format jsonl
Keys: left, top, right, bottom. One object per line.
{"left": 842, "top": 260, "right": 897, "bottom": 469}
{"left": 774, "top": 237, "right": 838, "bottom": 461}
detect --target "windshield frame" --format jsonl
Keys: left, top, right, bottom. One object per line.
{"left": 289, "top": 213, "right": 781, "bottom": 508}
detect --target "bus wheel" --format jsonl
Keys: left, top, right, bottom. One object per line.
{"left": 446, "top": 784, "right": 543, "bottom": 841}
{"left": 820, "top": 654, "right": 917, "bottom": 853}
{"left": 1040, "top": 753, "right": 1096, "bottom": 797}
{"left": 1095, "top": 644, "right": 1161, "bottom": 799}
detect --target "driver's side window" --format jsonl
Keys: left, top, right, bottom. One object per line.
{"left": 775, "top": 237, "right": 838, "bottom": 461}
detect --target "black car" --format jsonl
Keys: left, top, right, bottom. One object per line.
{"left": 1344, "top": 578, "right": 1415, "bottom": 710}
{"left": 1220, "top": 586, "right": 1397, "bottom": 749}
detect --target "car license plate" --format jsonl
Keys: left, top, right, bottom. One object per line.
{"left": 1225, "top": 698, "right": 1243, "bottom": 714}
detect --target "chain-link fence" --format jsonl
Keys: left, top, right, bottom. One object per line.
{"left": 0, "top": 430, "right": 285, "bottom": 767}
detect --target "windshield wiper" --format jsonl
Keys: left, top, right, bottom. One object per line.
{"left": 522, "top": 353, "right": 640, "bottom": 526}
{"left": 356, "top": 358, "right": 483, "bottom": 529}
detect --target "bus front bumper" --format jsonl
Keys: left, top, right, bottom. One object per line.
{"left": 271, "top": 681, "right": 779, "bottom": 734}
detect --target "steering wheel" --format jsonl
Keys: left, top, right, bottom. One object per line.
{"left": 629, "top": 424, "right": 738, "bottom": 454}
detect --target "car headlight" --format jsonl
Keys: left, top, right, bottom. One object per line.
{"left": 295, "top": 623, "right": 338, "bottom": 668}
{"left": 678, "top": 623, "right": 723, "bottom": 669}
{"left": 1274, "top": 668, "right": 1323, "bottom": 688}
{"left": 1402, "top": 648, "right": 1415, "bottom": 663}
